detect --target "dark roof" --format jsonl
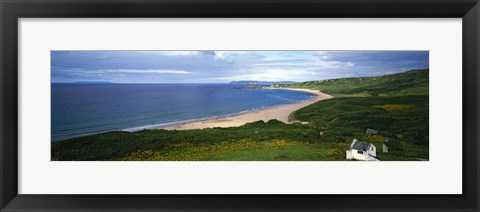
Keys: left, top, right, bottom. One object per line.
{"left": 352, "top": 141, "right": 372, "bottom": 151}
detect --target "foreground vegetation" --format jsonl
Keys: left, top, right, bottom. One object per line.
{"left": 52, "top": 69, "right": 429, "bottom": 161}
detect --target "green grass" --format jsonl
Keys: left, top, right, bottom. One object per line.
{"left": 52, "top": 120, "right": 321, "bottom": 161}
{"left": 290, "top": 96, "right": 428, "bottom": 145}
{"left": 115, "top": 138, "right": 348, "bottom": 161}
{"left": 275, "top": 69, "right": 429, "bottom": 97}
{"left": 52, "top": 69, "right": 429, "bottom": 161}
{"left": 209, "top": 142, "right": 347, "bottom": 161}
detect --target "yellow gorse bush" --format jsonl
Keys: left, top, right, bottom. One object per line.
{"left": 373, "top": 104, "right": 411, "bottom": 111}
{"left": 120, "top": 139, "right": 304, "bottom": 161}
{"left": 359, "top": 134, "right": 389, "bottom": 143}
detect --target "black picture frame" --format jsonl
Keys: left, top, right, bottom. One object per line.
{"left": 1, "top": 0, "right": 479, "bottom": 211}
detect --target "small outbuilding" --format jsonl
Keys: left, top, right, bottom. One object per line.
{"left": 366, "top": 128, "right": 378, "bottom": 135}
{"left": 382, "top": 143, "right": 389, "bottom": 153}
{"left": 346, "top": 139, "right": 379, "bottom": 161}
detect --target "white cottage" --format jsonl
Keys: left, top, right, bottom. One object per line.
{"left": 346, "top": 139, "right": 379, "bottom": 161}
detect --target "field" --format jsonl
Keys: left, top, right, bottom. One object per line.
{"left": 52, "top": 69, "right": 429, "bottom": 161}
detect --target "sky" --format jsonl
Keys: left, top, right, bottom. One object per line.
{"left": 51, "top": 50, "right": 429, "bottom": 83}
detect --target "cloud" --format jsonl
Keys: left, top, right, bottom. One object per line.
{"left": 51, "top": 50, "right": 429, "bottom": 83}
{"left": 102, "top": 69, "right": 193, "bottom": 74}
{"left": 201, "top": 68, "right": 320, "bottom": 82}
{"left": 53, "top": 68, "right": 193, "bottom": 74}
{"left": 213, "top": 52, "right": 233, "bottom": 63}
{"left": 199, "top": 51, "right": 216, "bottom": 57}
{"left": 153, "top": 51, "right": 200, "bottom": 56}
{"left": 313, "top": 51, "right": 330, "bottom": 60}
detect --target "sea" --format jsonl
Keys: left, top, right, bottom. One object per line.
{"left": 51, "top": 84, "right": 315, "bottom": 141}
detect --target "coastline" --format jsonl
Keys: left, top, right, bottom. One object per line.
{"left": 161, "top": 88, "right": 333, "bottom": 130}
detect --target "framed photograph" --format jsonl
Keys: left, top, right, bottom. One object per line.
{"left": 1, "top": 0, "right": 479, "bottom": 211}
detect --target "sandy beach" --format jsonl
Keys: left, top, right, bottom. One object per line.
{"left": 162, "top": 88, "right": 332, "bottom": 130}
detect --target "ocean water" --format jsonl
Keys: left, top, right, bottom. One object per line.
{"left": 51, "top": 84, "right": 315, "bottom": 141}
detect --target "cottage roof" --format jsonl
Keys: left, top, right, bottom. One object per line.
{"left": 352, "top": 141, "right": 372, "bottom": 151}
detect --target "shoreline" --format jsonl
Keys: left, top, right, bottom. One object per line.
{"left": 161, "top": 88, "right": 333, "bottom": 130}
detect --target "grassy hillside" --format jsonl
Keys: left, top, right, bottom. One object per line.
{"left": 52, "top": 120, "right": 325, "bottom": 161}
{"left": 282, "top": 69, "right": 429, "bottom": 160}
{"left": 278, "top": 69, "right": 428, "bottom": 97}
{"left": 52, "top": 69, "right": 429, "bottom": 161}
